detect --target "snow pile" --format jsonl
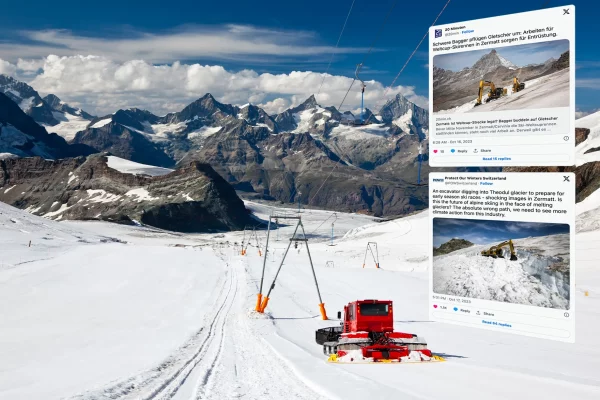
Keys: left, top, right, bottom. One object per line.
{"left": 433, "top": 234, "right": 570, "bottom": 309}
{"left": 436, "top": 99, "right": 478, "bottom": 114}
{"left": 106, "top": 156, "right": 174, "bottom": 176}
{"left": 336, "top": 349, "right": 369, "bottom": 362}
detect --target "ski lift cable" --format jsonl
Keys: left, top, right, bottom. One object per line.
{"left": 316, "top": 0, "right": 358, "bottom": 96}
{"left": 309, "top": 212, "right": 336, "bottom": 236}
{"left": 382, "top": 0, "right": 452, "bottom": 100}
{"left": 311, "top": 0, "right": 453, "bottom": 208}
{"left": 337, "top": 0, "right": 399, "bottom": 111}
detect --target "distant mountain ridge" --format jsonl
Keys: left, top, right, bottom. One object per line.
{"left": 0, "top": 92, "right": 95, "bottom": 159}
{"left": 0, "top": 74, "right": 433, "bottom": 217}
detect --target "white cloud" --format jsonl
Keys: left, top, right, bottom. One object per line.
{"left": 16, "top": 58, "right": 44, "bottom": 72}
{"left": 0, "top": 59, "right": 16, "bottom": 76}
{"left": 0, "top": 55, "right": 427, "bottom": 116}
{"left": 259, "top": 98, "right": 290, "bottom": 114}
{"left": 0, "top": 25, "right": 367, "bottom": 64}
{"left": 577, "top": 79, "right": 600, "bottom": 89}
{"left": 576, "top": 109, "right": 600, "bottom": 119}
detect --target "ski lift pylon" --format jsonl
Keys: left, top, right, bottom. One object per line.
{"left": 362, "top": 242, "right": 380, "bottom": 269}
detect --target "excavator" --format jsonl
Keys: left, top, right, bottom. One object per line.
{"left": 474, "top": 80, "right": 507, "bottom": 106}
{"left": 315, "top": 299, "right": 444, "bottom": 363}
{"left": 512, "top": 77, "right": 525, "bottom": 93}
{"left": 481, "top": 239, "right": 518, "bottom": 261}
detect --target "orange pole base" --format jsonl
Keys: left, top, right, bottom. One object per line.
{"left": 255, "top": 293, "right": 263, "bottom": 311}
{"left": 319, "top": 303, "right": 328, "bottom": 320}
{"left": 259, "top": 296, "right": 270, "bottom": 313}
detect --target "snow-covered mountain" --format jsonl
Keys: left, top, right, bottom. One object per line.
{"left": 0, "top": 74, "right": 60, "bottom": 126}
{"left": 43, "top": 93, "right": 95, "bottom": 120}
{"left": 433, "top": 50, "right": 569, "bottom": 112}
{"left": 0, "top": 74, "right": 96, "bottom": 141}
{"left": 0, "top": 92, "right": 95, "bottom": 159}
{"left": 0, "top": 74, "right": 432, "bottom": 217}
{"left": 471, "top": 49, "right": 518, "bottom": 75}
{"left": 380, "top": 93, "right": 429, "bottom": 137}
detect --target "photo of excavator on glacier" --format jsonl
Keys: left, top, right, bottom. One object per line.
{"left": 432, "top": 218, "right": 571, "bottom": 309}
{"left": 432, "top": 39, "right": 570, "bottom": 114}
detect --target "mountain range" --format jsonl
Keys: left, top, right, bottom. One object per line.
{"left": 433, "top": 49, "right": 570, "bottom": 112}
{"left": 0, "top": 74, "right": 434, "bottom": 217}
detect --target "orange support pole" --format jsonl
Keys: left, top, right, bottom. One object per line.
{"left": 259, "top": 296, "right": 270, "bottom": 313}
{"left": 255, "top": 293, "right": 263, "bottom": 311}
{"left": 319, "top": 303, "right": 328, "bottom": 320}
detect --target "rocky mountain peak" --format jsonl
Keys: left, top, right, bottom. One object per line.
{"left": 378, "top": 93, "right": 428, "bottom": 137}
{"left": 290, "top": 95, "right": 318, "bottom": 113}
{"left": 472, "top": 49, "right": 517, "bottom": 75}
{"left": 169, "top": 93, "right": 236, "bottom": 124}
{"left": 304, "top": 94, "right": 317, "bottom": 107}
{"left": 43, "top": 94, "right": 95, "bottom": 120}
{"left": 0, "top": 74, "right": 59, "bottom": 126}
{"left": 42, "top": 94, "right": 62, "bottom": 108}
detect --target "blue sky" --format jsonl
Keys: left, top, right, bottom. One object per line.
{"left": 433, "top": 40, "right": 570, "bottom": 71}
{"left": 432, "top": 218, "right": 570, "bottom": 247}
{"left": 0, "top": 0, "right": 597, "bottom": 115}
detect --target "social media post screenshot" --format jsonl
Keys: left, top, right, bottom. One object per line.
{"left": 429, "top": 172, "right": 575, "bottom": 342}
{"left": 428, "top": 5, "right": 575, "bottom": 167}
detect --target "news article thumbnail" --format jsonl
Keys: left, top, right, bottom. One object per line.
{"left": 432, "top": 218, "right": 570, "bottom": 310}
{"left": 433, "top": 39, "right": 570, "bottom": 114}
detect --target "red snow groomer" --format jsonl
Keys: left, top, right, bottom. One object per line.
{"left": 315, "top": 300, "right": 444, "bottom": 363}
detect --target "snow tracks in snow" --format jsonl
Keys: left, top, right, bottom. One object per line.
{"left": 70, "top": 249, "right": 326, "bottom": 400}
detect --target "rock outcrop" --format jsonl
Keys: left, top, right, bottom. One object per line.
{"left": 0, "top": 154, "right": 257, "bottom": 232}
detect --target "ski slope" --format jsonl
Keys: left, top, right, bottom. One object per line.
{"left": 1, "top": 201, "right": 600, "bottom": 399}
